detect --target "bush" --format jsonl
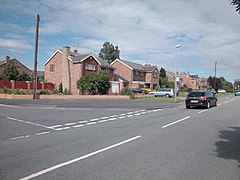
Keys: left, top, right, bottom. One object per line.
{"left": 120, "top": 87, "right": 135, "bottom": 99}
{"left": 39, "top": 90, "right": 51, "bottom": 95}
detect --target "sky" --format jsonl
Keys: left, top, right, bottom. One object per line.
{"left": 0, "top": 0, "right": 239, "bottom": 82}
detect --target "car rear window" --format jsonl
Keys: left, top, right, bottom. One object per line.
{"left": 188, "top": 92, "right": 205, "bottom": 97}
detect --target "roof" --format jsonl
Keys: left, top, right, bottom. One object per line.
{"left": 114, "top": 74, "right": 129, "bottom": 83}
{"left": 112, "top": 58, "right": 158, "bottom": 72}
{"left": 44, "top": 48, "right": 114, "bottom": 69}
{"left": 0, "top": 60, "right": 5, "bottom": 66}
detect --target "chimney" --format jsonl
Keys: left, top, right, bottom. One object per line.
{"left": 61, "top": 46, "right": 71, "bottom": 92}
{"left": 6, "top": 56, "right": 10, "bottom": 64}
{"left": 73, "top": 49, "right": 77, "bottom": 53}
{"left": 144, "top": 64, "right": 151, "bottom": 66}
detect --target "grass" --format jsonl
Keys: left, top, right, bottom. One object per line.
{"left": 136, "top": 96, "right": 185, "bottom": 103}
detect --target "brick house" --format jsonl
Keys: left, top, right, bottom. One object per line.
{"left": 0, "top": 56, "right": 32, "bottom": 77}
{"left": 111, "top": 58, "right": 159, "bottom": 90}
{"left": 44, "top": 46, "right": 114, "bottom": 94}
{"left": 180, "top": 72, "right": 200, "bottom": 90}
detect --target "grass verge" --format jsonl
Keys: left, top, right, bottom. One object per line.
{"left": 136, "top": 96, "right": 185, "bottom": 103}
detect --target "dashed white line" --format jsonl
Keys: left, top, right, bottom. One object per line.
{"left": 118, "top": 116, "right": 126, "bottom": 119}
{"left": 6, "top": 117, "right": 50, "bottom": 129}
{"left": 18, "top": 136, "right": 141, "bottom": 180}
{"left": 64, "top": 123, "right": 77, "bottom": 126}
{"left": 120, "top": 114, "right": 126, "bottom": 116}
{"left": 198, "top": 109, "right": 208, "bottom": 114}
{"left": 110, "top": 115, "right": 118, "bottom": 117}
{"left": 86, "top": 122, "right": 97, "bottom": 125}
{"left": 36, "top": 132, "right": 50, "bottom": 136}
{"left": 11, "top": 136, "right": 25, "bottom": 140}
{"left": 134, "top": 113, "right": 141, "bottom": 116}
{"left": 49, "top": 125, "right": 62, "bottom": 128}
{"left": 90, "top": 118, "right": 100, "bottom": 122}
{"left": 100, "top": 117, "right": 109, "bottom": 120}
{"left": 127, "top": 115, "right": 134, "bottom": 117}
{"left": 108, "top": 118, "right": 117, "bottom": 121}
{"left": 98, "top": 120, "right": 109, "bottom": 123}
{"left": 162, "top": 116, "right": 191, "bottom": 129}
{"left": 73, "top": 124, "right": 85, "bottom": 128}
{"left": 61, "top": 127, "right": 71, "bottom": 130}
{"left": 78, "top": 121, "right": 88, "bottom": 124}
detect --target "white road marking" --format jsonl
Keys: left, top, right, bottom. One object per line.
{"left": 198, "top": 109, "right": 208, "bottom": 114}
{"left": 64, "top": 123, "right": 77, "bottom": 126}
{"left": 36, "top": 132, "right": 50, "bottom": 136}
{"left": 18, "top": 136, "right": 141, "bottom": 180}
{"left": 126, "top": 112, "right": 134, "bottom": 114}
{"left": 78, "top": 121, "right": 88, "bottom": 124}
{"left": 24, "top": 135, "right": 31, "bottom": 138}
{"left": 134, "top": 113, "right": 141, "bottom": 116}
{"left": 120, "top": 114, "right": 126, "bottom": 116}
{"left": 110, "top": 115, "right": 118, "bottom": 117}
{"left": 54, "top": 128, "right": 63, "bottom": 131}
{"left": 73, "top": 124, "right": 84, "bottom": 128}
{"left": 11, "top": 136, "right": 25, "bottom": 140}
{"left": 108, "top": 118, "right": 117, "bottom": 121}
{"left": 118, "top": 116, "right": 126, "bottom": 119}
{"left": 100, "top": 117, "right": 109, "bottom": 120}
{"left": 127, "top": 115, "right": 134, "bottom": 117}
{"left": 162, "top": 116, "right": 191, "bottom": 129}
{"left": 61, "top": 127, "right": 71, "bottom": 130}
{"left": 6, "top": 117, "right": 50, "bottom": 129}
{"left": 90, "top": 118, "right": 100, "bottom": 122}
{"left": 98, "top": 120, "right": 109, "bottom": 123}
{"left": 86, "top": 122, "right": 97, "bottom": 125}
{"left": 49, "top": 125, "right": 62, "bottom": 128}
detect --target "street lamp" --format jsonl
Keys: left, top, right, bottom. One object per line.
{"left": 175, "top": 44, "right": 181, "bottom": 103}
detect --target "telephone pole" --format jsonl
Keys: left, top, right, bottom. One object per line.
{"left": 214, "top": 61, "right": 217, "bottom": 90}
{"left": 33, "top": 14, "right": 40, "bottom": 100}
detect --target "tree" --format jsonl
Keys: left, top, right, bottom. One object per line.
{"left": 17, "top": 72, "right": 32, "bottom": 81}
{"left": 208, "top": 76, "right": 223, "bottom": 91}
{"left": 77, "top": 71, "right": 110, "bottom": 95}
{"left": 99, "top": 42, "right": 120, "bottom": 64}
{"left": 159, "top": 67, "right": 166, "bottom": 77}
{"left": 2, "top": 62, "right": 19, "bottom": 80}
{"left": 230, "top": 0, "right": 240, "bottom": 13}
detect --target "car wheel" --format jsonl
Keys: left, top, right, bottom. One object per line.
{"left": 186, "top": 105, "right": 190, "bottom": 109}
{"left": 214, "top": 100, "right": 217, "bottom": 107}
{"left": 165, "top": 94, "right": 170, "bottom": 98}
{"left": 206, "top": 101, "right": 210, "bottom": 109}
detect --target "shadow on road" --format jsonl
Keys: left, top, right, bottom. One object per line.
{"left": 215, "top": 127, "right": 240, "bottom": 167}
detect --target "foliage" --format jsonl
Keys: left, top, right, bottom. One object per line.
{"left": 17, "top": 72, "right": 32, "bottom": 81}
{"left": 208, "top": 76, "right": 223, "bottom": 91}
{"left": 155, "top": 84, "right": 160, "bottom": 90}
{"left": 159, "top": 67, "right": 166, "bottom": 77}
{"left": 58, "top": 82, "right": 63, "bottom": 93}
{"left": 2, "top": 62, "right": 19, "bottom": 80}
{"left": 39, "top": 90, "right": 51, "bottom": 95}
{"left": 159, "top": 77, "right": 174, "bottom": 88}
{"left": 77, "top": 71, "right": 110, "bottom": 95}
{"left": 230, "top": 0, "right": 240, "bottom": 13}
{"left": 99, "top": 42, "right": 120, "bottom": 64}
{"left": 120, "top": 87, "right": 135, "bottom": 99}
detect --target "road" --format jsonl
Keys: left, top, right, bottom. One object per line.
{"left": 0, "top": 96, "right": 239, "bottom": 180}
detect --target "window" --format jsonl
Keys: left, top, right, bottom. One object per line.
{"left": 50, "top": 64, "right": 55, "bottom": 72}
{"left": 85, "top": 63, "right": 95, "bottom": 71}
{"left": 135, "top": 70, "right": 139, "bottom": 76}
{"left": 153, "top": 70, "right": 158, "bottom": 78}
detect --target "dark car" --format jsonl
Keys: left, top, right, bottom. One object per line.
{"left": 185, "top": 90, "right": 217, "bottom": 109}
{"left": 132, "top": 88, "right": 147, "bottom": 94}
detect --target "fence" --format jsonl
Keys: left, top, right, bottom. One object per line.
{"left": 0, "top": 80, "right": 55, "bottom": 90}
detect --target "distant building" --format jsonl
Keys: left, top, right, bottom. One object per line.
{"left": 0, "top": 56, "right": 32, "bottom": 77}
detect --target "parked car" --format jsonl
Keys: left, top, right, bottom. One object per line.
{"left": 185, "top": 90, "right": 217, "bottom": 109}
{"left": 149, "top": 88, "right": 174, "bottom": 98}
{"left": 234, "top": 90, "right": 240, "bottom": 96}
{"left": 132, "top": 88, "right": 147, "bottom": 94}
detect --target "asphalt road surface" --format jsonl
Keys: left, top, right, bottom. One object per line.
{"left": 0, "top": 96, "right": 240, "bottom": 180}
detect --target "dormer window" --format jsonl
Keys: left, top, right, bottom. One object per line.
{"left": 85, "top": 63, "right": 95, "bottom": 70}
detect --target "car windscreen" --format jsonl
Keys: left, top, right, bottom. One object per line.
{"left": 188, "top": 92, "right": 205, "bottom": 97}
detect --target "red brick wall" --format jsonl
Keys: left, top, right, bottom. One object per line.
{"left": 15, "top": 81, "right": 28, "bottom": 89}
{"left": 70, "top": 61, "right": 81, "bottom": 94}
{"left": 44, "top": 52, "right": 63, "bottom": 90}
{"left": 0, "top": 80, "right": 11, "bottom": 88}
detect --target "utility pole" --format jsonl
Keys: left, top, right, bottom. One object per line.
{"left": 214, "top": 61, "right": 217, "bottom": 90}
{"left": 33, "top": 14, "right": 40, "bottom": 100}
